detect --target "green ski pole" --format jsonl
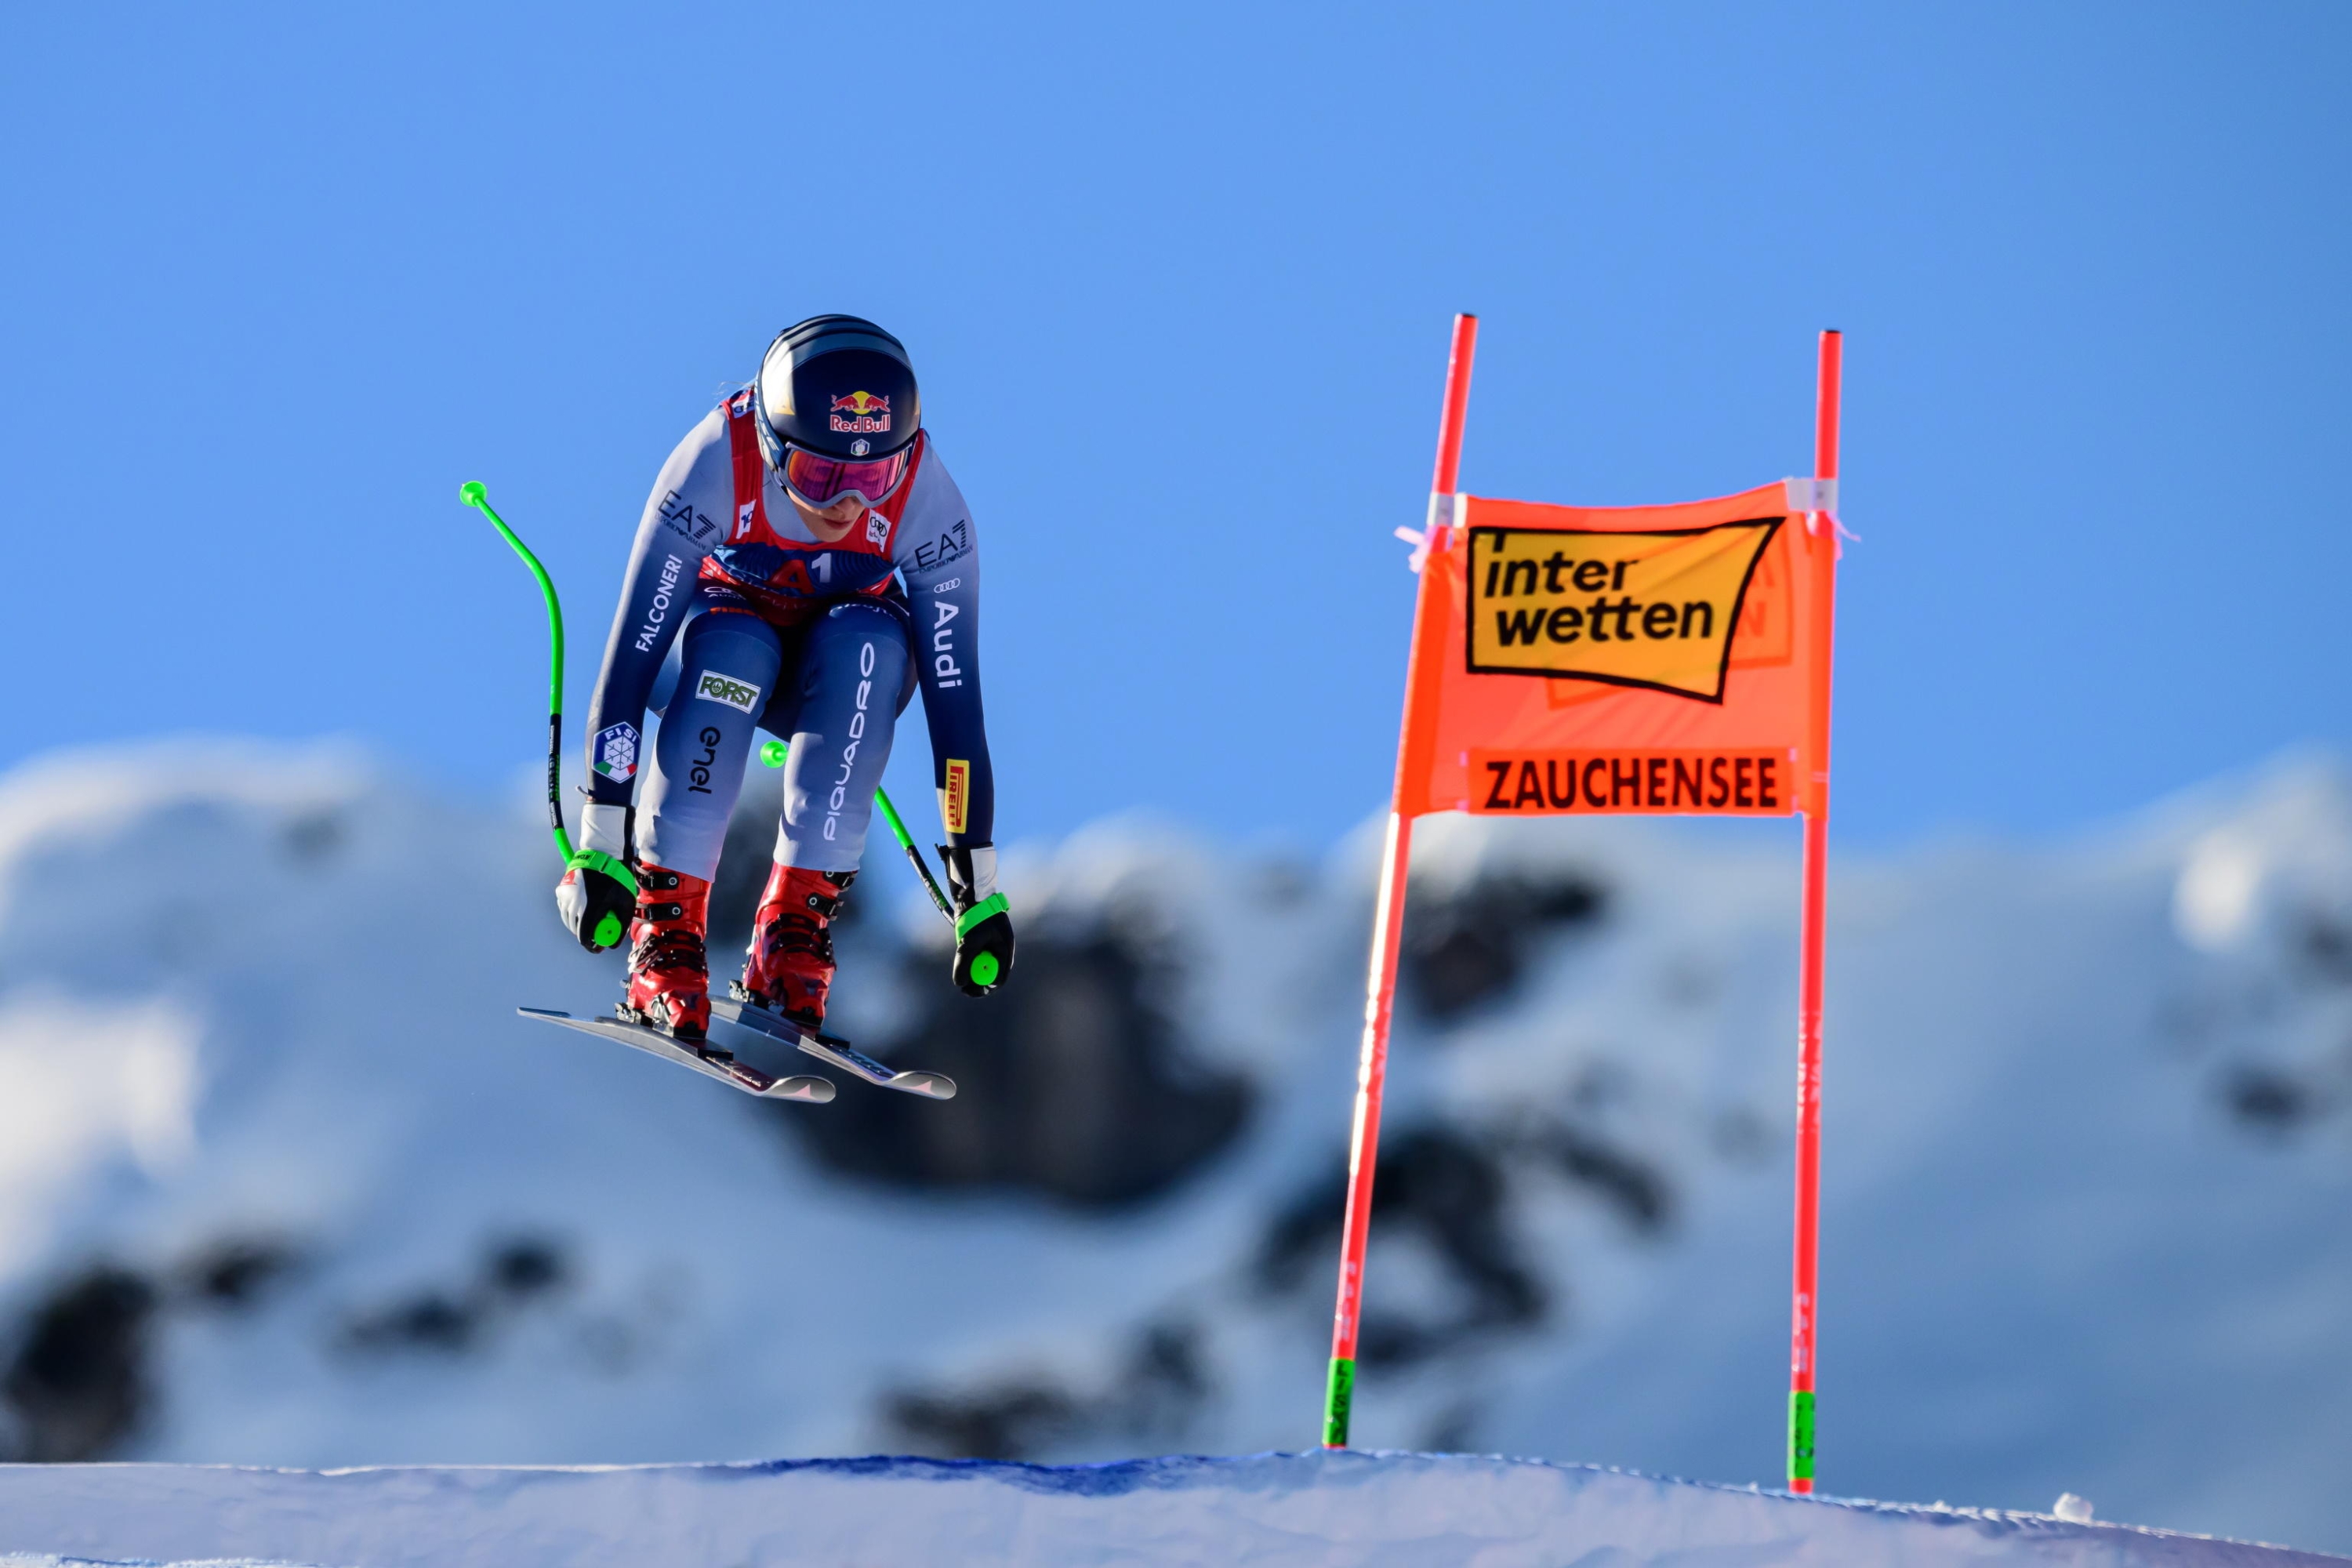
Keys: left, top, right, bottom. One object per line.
{"left": 462, "top": 481, "right": 575, "bottom": 866}
{"left": 759, "top": 741, "right": 955, "bottom": 926}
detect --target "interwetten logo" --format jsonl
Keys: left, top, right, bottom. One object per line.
{"left": 1466, "top": 519, "right": 1783, "bottom": 702}
{"left": 695, "top": 671, "right": 763, "bottom": 715}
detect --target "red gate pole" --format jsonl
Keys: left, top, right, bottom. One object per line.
{"left": 1787, "top": 328, "right": 1843, "bottom": 1494}
{"left": 1323, "top": 312, "right": 1479, "bottom": 1448}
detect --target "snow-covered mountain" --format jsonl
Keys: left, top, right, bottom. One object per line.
{"left": 0, "top": 741, "right": 2346, "bottom": 1554}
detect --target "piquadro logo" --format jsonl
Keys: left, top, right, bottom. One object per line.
{"left": 695, "top": 671, "right": 763, "bottom": 714}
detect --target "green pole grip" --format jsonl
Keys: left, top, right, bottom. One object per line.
{"left": 1788, "top": 1389, "right": 1817, "bottom": 1484}
{"left": 1322, "top": 1357, "right": 1355, "bottom": 1448}
{"left": 463, "top": 482, "right": 574, "bottom": 865}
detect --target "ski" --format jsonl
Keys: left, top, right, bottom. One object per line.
{"left": 515, "top": 1007, "right": 837, "bottom": 1102}
{"left": 710, "top": 995, "right": 957, "bottom": 1100}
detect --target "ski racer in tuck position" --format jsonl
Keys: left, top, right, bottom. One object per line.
{"left": 554, "top": 315, "right": 1014, "bottom": 1040}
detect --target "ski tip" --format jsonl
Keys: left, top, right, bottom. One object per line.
{"left": 898, "top": 1073, "right": 956, "bottom": 1101}
{"left": 461, "top": 481, "right": 487, "bottom": 507}
{"left": 517, "top": 1007, "right": 570, "bottom": 1022}
{"left": 769, "top": 1075, "right": 837, "bottom": 1103}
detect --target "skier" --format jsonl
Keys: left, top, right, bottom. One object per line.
{"left": 552, "top": 315, "right": 1014, "bottom": 1041}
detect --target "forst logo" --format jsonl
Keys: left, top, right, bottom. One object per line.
{"left": 828, "top": 390, "right": 891, "bottom": 435}
{"left": 695, "top": 671, "right": 764, "bottom": 715}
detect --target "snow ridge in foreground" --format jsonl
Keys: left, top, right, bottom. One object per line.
{"left": 2, "top": 1450, "right": 2346, "bottom": 1568}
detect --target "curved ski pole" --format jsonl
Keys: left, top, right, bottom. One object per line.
{"left": 463, "top": 481, "right": 574, "bottom": 865}
{"left": 760, "top": 740, "right": 953, "bottom": 924}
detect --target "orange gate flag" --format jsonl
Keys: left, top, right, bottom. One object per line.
{"left": 1397, "top": 482, "right": 1832, "bottom": 823}
{"left": 1325, "top": 320, "right": 1845, "bottom": 1491}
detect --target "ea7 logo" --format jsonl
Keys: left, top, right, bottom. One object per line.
{"left": 657, "top": 490, "right": 720, "bottom": 545}
{"left": 695, "top": 672, "right": 763, "bottom": 715}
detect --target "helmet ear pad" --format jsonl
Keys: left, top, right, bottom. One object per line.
{"left": 756, "top": 318, "right": 920, "bottom": 463}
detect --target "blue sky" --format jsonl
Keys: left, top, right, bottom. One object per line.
{"left": 4, "top": 2, "right": 2345, "bottom": 851}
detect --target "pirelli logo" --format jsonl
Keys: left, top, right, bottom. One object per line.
{"left": 1467, "top": 519, "right": 1782, "bottom": 702}
{"left": 942, "top": 759, "right": 971, "bottom": 836}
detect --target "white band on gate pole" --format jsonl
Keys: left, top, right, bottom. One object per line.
{"left": 1783, "top": 476, "right": 1839, "bottom": 516}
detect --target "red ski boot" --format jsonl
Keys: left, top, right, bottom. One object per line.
{"left": 619, "top": 865, "right": 712, "bottom": 1041}
{"left": 735, "top": 864, "right": 857, "bottom": 1029}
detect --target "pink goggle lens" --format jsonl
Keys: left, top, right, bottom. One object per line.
{"left": 782, "top": 446, "right": 910, "bottom": 507}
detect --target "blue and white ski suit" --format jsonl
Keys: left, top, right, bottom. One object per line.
{"left": 577, "top": 389, "right": 993, "bottom": 890}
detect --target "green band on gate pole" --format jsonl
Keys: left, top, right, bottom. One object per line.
{"left": 1323, "top": 1357, "right": 1355, "bottom": 1448}
{"left": 1788, "top": 1390, "right": 1817, "bottom": 1483}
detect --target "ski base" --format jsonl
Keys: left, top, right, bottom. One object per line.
{"left": 710, "top": 996, "right": 956, "bottom": 1100}
{"left": 516, "top": 1007, "right": 836, "bottom": 1102}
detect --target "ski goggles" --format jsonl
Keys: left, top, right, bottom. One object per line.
{"left": 779, "top": 444, "right": 912, "bottom": 510}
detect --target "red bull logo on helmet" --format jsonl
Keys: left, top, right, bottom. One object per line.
{"left": 829, "top": 390, "right": 891, "bottom": 434}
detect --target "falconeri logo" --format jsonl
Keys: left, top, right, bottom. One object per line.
{"left": 1466, "top": 519, "right": 1783, "bottom": 702}
{"left": 695, "top": 671, "right": 764, "bottom": 715}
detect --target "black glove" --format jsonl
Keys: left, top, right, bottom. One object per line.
{"left": 555, "top": 849, "right": 637, "bottom": 953}
{"left": 941, "top": 844, "right": 1014, "bottom": 997}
